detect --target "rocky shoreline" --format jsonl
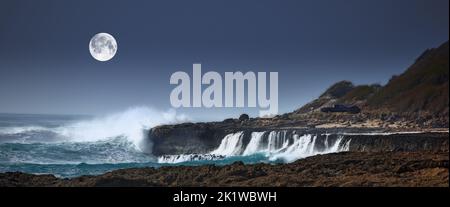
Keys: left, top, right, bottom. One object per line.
{"left": 149, "top": 120, "right": 449, "bottom": 155}
{"left": 1, "top": 130, "right": 447, "bottom": 187}
{"left": 1, "top": 117, "right": 448, "bottom": 187}
{"left": 1, "top": 151, "right": 448, "bottom": 187}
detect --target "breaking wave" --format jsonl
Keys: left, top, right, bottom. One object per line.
{"left": 0, "top": 107, "right": 188, "bottom": 151}
{"left": 0, "top": 107, "right": 189, "bottom": 167}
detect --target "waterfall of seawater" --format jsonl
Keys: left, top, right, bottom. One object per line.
{"left": 158, "top": 131, "right": 351, "bottom": 163}
{"left": 210, "top": 132, "right": 245, "bottom": 156}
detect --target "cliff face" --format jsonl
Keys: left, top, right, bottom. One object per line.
{"left": 149, "top": 122, "right": 239, "bottom": 155}
{"left": 149, "top": 123, "right": 449, "bottom": 156}
{"left": 343, "top": 132, "right": 449, "bottom": 152}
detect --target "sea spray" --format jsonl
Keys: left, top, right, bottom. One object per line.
{"left": 46, "top": 107, "right": 187, "bottom": 152}
{"left": 0, "top": 107, "right": 189, "bottom": 164}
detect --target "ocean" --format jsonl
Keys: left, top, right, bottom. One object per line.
{"left": 0, "top": 108, "right": 348, "bottom": 178}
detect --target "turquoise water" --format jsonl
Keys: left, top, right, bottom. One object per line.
{"left": 0, "top": 155, "right": 269, "bottom": 178}
{"left": 0, "top": 113, "right": 271, "bottom": 178}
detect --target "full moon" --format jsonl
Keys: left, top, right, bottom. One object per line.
{"left": 89, "top": 33, "right": 117, "bottom": 61}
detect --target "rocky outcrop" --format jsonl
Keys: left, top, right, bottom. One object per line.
{"left": 1, "top": 151, "right": 447, "bottom": 187}
{"left": 149, "top": 122, "right": 240, "bottom": 155}
{"left": 149, "top": 119, "right": 449, "bottom": 156}
{"left": 148, "top": 117, "right": 311, "bottom": 155}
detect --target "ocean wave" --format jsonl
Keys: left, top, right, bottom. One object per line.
{"left": 0, "top": 126, "right": 51, "bottom": 135}
{"left": 0, "top": 106, "right": 189, "bottom": 152}
{"left": 0, "top": 137, "right": 155, "bottom": 165}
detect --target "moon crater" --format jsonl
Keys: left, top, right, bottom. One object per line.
{"left": 89, "top": 33, "right": 117, "bottom": 61}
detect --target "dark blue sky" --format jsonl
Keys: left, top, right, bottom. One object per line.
{"left": 0, "top": 0, "right": 448, "bottom": 120}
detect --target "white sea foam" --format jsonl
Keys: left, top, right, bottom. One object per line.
{"left": 210, "top": 132, "right": 244, "bottom": 156}
{"left": 242, "top": 131, "right": 265, "bottom": 155}
{"left": 0, "top": 126, "right": 49, "bottom": 135}
{"left": 0, "top": 106, "right": 189, "bottom": 152}
{"left": 159, "top": 131, "right": 351, "bottom": 164}
{"left": 157, "top": 154, "right": 225, "bottom": 163}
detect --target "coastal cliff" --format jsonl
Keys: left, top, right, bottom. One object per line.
{"left": 149, "top": 41, "right": 449, "bottom": 156}
{"left": 149, "top": 122, "right": 238, "bottom": 155}
{"left": 149, "top": 123, "right": 449, "bottom": 156}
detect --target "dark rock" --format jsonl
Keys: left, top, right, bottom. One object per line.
{"left": 239, "top": 114, "right": 250, "bottom": 122}
{"left": 1, "top": 152, "right": 447, "bottom": 187}
{"left": 223, "top": 118, "right": 235, "bottom": 123}
{"left": 149, "top": 120, "right": 449, "bottom": 155}
{"left": 344, "top": 132, "right": 449, "bottom": 152}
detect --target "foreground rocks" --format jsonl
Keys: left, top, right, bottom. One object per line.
{"left": 1, "top": 151, "right": 448, "bottom": 187}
